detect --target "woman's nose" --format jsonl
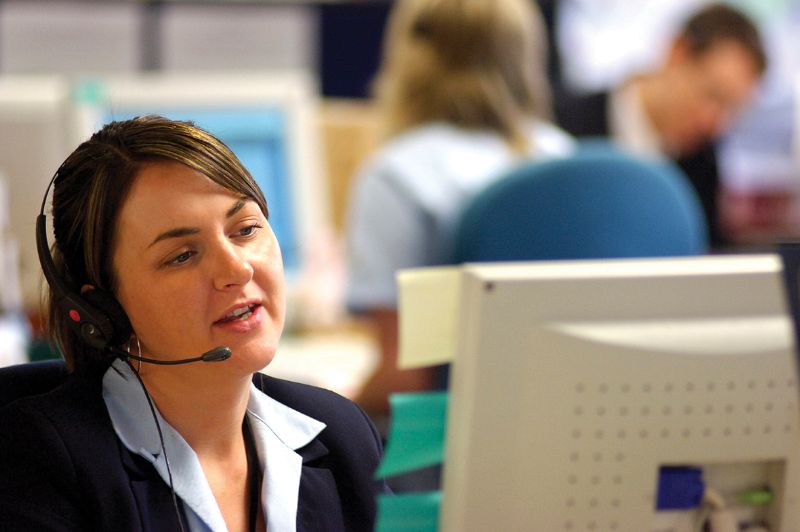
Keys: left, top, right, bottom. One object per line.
{"left": 212, "top": 242, "right": 254, "bottom": 290}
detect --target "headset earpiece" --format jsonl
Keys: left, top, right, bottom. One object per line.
{"left": 36, "top": 177, "right": 133, "bottom": 351}
{"left": 81, "top": 288, "right": 133, "bottom": 346}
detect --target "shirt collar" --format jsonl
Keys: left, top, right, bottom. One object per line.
{"left": 609, "top": 79, "right": 666, "bottom": 159}
{"left": 102, "top": 358, "right": 326, "bottom": 532}
{"left": 246, "top": 376, "right": 325, "bottom": 451}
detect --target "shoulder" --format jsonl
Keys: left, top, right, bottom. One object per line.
{"left": 0, "top": 386, "right": 77, "bottom": 471}
{"left": 356, "top": 123, "right": 508, "bottom": 184}
{"left": 377, "top": 123, "right": 497, "bottom": 158}
{"left": 0, "top": 359, "right": 69, "bottom": 408}
{"left": 352, "top": 123, "right": 519, "bottom": 207}
{"left": 553, "top": 90, "right": 612, "bottom": 136}
{"left": 554, "top": 90, "right": 610, "bottom": 114}
{"left": 0, "top": 372, "right": 125, "bottom": 529}
{"left": 677, "top": 143, "right": 719, "bottom": 175}
{"left": 0, "top": 368, "right": 108, "bottom": 443}
{"left": 253, "top": 373, "right": 381, "bottom": 450}
{"left": 528, "top": 120, "right": 576, "bottom": 158}
{"left": 252, "top": 374, "right": 386, "bottom": 530}
{"left": 0, "top": 369, "right": 119, "bottom": 477}
{"left": 0, "top": 388, "right": 80, "bottom": 504}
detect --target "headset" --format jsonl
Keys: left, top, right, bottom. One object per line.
{"left": 35, "top": 171, "right": 231, "bottom": 365}
{"left": 36, "top": 174, "right": 132, "bottom": 352}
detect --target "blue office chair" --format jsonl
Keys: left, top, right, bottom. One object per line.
{"left": 452, "top": 145, "right": 708, "bottom": 263}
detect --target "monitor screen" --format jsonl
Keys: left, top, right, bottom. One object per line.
{"left": 439, "top": 255, "right": 800, "bottom": 530}
{"left": 72, "top": 72, "right": 327, "bottom": 283}
{"left": 91, "top": 107, "right": 298, "bottom": 272}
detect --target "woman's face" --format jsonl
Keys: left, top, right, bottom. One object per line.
{"left": 112, "top": 160, "right": 285, "bottom": 373}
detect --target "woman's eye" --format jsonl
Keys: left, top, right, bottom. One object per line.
{"left": 168, "top": 251, "right": 194, "bottom": 266}
{"left": 235, "top": 224, "right": 262, "bottom": 238}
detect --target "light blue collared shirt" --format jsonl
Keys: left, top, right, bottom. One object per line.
{"left": 102, "top": 359, "right": 326, "bottom": 532}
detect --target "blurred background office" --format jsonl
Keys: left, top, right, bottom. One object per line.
{"left": 0, "top": 0, "right": 798, "bottom": 412}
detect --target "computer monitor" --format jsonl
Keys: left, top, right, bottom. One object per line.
{"left": 440, "top": 255, "right": 800, "bottom": 530}
{"left": 72, "top": 71, "right": 328, "bottom": 292}
{"left": 0, "top": 75, "right": 74, "bottom": 312}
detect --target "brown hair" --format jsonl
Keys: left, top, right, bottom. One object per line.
{"left": 680, "top": 3, "right": 767, "bottom": 74}
{"left": 374, "top": 0, "right": 551, "bottom": 153}
{"left": 45, "top": 115, "right": 268, "bottom": 371}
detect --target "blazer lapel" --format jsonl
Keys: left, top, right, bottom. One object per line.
{"left": 295, "top": 438, "right": 346, "bottom": 532}
{"left": 121, "top": 448, "right": 185, "bottom": 532}
{"left": 297, "top": 437, "right": 328, "bottom": 464}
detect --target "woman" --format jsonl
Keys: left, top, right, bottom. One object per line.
{"left": 346, "top": 0, "right": 575, "bottom": 417}
{"left": 0, "top": 116, "right": 385, "bottom": 531}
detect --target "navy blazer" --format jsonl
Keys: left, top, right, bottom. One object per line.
{"left": 553, "top": 89, "right": 724, "bottom": 248}
{"left": 0, "top": 362, "right": 386, "bottom": 531}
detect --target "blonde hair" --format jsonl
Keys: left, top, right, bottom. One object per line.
{"left": 374, "top": 0, "right": 551, "bottom": 153}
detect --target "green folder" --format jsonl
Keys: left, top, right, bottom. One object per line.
{"left": 376, "top": 492, "right": 442, "bottom": 532}
{"left": 376, "top": 391, "right": 448, "bottom": 479}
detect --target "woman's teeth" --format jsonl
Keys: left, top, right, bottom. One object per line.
{"left": 233, "top": 309, "right": 252, "bottom": 321}
{"left": 223, "top": 305, "right": 255, "bottom": 322}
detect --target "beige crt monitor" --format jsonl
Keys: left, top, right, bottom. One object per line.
{"left": 439, "top": 255, "right": 800, "bottom": 531}
{"left": 0, "top": 76, "right": 74, "bottom": 311}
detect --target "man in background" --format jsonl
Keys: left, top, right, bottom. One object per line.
{"left": 554, "top": 3, "right": 766, "bottom": 248}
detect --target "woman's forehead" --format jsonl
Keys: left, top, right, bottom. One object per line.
{"left": 118, "top": 164, "right": 249, "bottom": 236}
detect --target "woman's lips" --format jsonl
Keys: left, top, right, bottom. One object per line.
{"left": 213, "top": 304, "right": 265, "bottom": 332}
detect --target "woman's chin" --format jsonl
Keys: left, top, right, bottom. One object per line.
{"left": 222, "top": 341, "right": 278, "bottom": 375}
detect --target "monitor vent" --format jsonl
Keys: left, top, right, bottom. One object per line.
{"left": 552, "top": 376, "right": 798, "bottom": 531}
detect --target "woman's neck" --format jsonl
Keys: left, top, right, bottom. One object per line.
{"left": 138, "top": 365, "right": 252, "bottom": 457}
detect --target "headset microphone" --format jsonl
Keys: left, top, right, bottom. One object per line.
{"left": 107, "top": 345, "right": 232, "bottom": 365}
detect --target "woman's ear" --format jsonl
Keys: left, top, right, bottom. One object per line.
{"left": 80, "top": 284, "right": 95, "bottom": 295}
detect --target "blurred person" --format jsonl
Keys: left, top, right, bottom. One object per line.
{"left": 0, "top": 116, "right": 386, "bottom": 531}
{"left": 345, "top": 0, "right": 574, "bottom": 418}
{"left": 554, "top": 2, "right": 767, "bottom": 248}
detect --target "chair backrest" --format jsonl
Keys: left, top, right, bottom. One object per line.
{"left": 0, "top": 359, "right": 68, "bottom": 408}
{"left": 452, "top": 146, "right": 708, "bottom": 263}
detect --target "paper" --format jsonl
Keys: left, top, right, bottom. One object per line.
{"left": 376, "top": 492, "right": 442, "bottom": 532}
{"left": 397, "top": 267, "right": 460, "bottom": 369}
{"left": 376, "top": 391, "right": 448, "bottom": 479}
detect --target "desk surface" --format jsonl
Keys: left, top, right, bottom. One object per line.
{"left": 264, "top": 328, "right": 378, "bottom": 400}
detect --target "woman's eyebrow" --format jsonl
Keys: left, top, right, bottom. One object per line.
{"left": 147, "top": 199, "right": 248, "bottom": 249}
{"left": 147, "top": 227, "right": 200, "bottom": 249}
{"left": 226, "top": 199, "right": 246, "bottom": 218}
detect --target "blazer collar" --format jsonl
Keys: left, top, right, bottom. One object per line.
{"left": 104, "top": 360, "right": 328, "bottom": 532}
{"left": 246, "top": 379, "right": 326, "bottom": 451}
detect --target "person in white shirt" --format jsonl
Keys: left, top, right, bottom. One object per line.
{"left": 554, "top": 3, "right": 767, "bottom": 247}
{"left": 346, "top": 0, "right": 574, "bottom": 417}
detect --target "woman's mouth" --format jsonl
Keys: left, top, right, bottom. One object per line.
{"left": 215, "top": 303, "right": 259, "bottom": 324}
